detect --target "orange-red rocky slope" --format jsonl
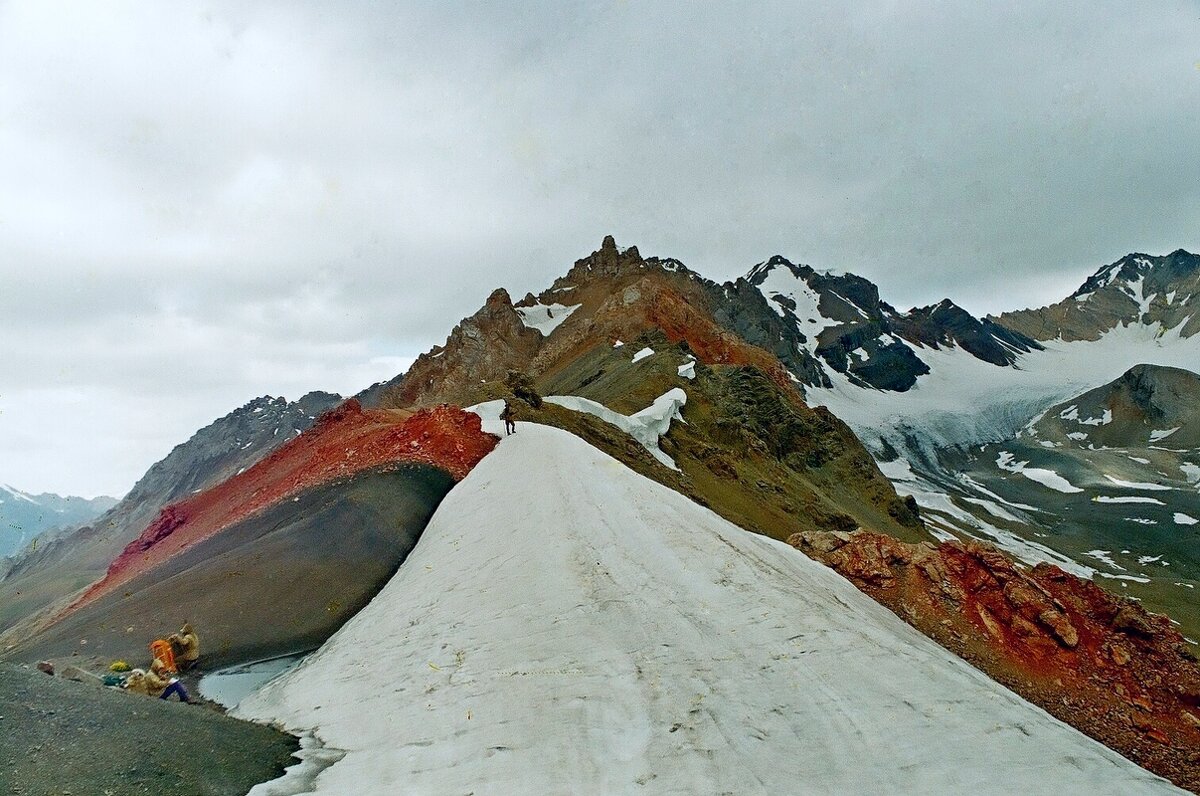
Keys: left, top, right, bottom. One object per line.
{"left": 791, "top": 529, "right": 1200, "bottom": 791}
{"left": 75, "top": 401, "right": 496, "bottom": 611}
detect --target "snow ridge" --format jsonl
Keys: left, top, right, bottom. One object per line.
{"left": 237, "top": 422, "right": 1177, "bottom": 794}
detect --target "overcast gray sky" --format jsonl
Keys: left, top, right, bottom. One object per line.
{"left": 2, "top": 1, "right": 1198, "bottom": 497}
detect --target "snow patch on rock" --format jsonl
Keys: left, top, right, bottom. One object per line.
{"left": 996, "top": 452, "right": 1083, "bottom": 494}
{"left": 1085, "top": 550, "right": 1125, "bottom": 571}
{"left": 542, "top": 389, "right": 687, "bottom": 470}
{"left": 630, "top": 346, "right": 655, "bottom": 363}
{"left": 514, "top": 302, "right": 581, "bottom": 336}
{"left": 1104, "top": 475, "right": 1173, "bottom": 492}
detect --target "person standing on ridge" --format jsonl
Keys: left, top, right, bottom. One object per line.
{"left": 500, "top": 400, "right": 516, "bottom": 436}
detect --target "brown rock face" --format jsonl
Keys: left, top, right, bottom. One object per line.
{"left": 380, "top": 287, "right": 544, "bottom": 408}
{"left": 790, "top": 529, "right": 1200, "bottom": 791}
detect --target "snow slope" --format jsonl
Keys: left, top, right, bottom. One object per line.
{"left": 238, "top": 422, "right": 1178, "bottom": 794}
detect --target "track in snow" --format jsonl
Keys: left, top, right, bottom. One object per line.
{"left": 238, "top": 420, "right": 1179, "bottom": 794}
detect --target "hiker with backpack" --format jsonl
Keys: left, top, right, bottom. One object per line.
{"left": 122, "top": 659, "right": 190, "bottom": 702}
{"left": 169, "top": 622, "right": 200, "bottom": 672}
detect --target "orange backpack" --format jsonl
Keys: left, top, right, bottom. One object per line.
{"left": 149, "top": 639, "right": 177, "bottom": 673}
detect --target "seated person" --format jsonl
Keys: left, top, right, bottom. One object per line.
{"left": 145, "top": 658, "right": 190, "bottom": 703}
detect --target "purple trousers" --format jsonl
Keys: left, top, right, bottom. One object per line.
{"left": 160, "top": 681, "right": 190, "bottom": 702}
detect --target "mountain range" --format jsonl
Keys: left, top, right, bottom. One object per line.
{"left": 0, "top": 486, "right": 116, "bottom": 559}
{"left": 3, "top": 238, "right": 1198, "bottom": 791}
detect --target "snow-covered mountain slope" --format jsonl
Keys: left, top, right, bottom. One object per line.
{"left": 807, "top": 323, "right": 1200, "bottom": 646}
{"left": 810, "top": 319, "right": 1200, "bottom": 458}
{"left": 744, "top": 256, "right": 1042, "bottom": 391}
{"left": 237, "top": 421, "right": 1178, "bottom": 794}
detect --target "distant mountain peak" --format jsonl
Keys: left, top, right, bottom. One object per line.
{"left": 745, "top": 255, "right": 843, "bottom": 287}
{"left": 1, "top": 484, "right": 39, "bottom": 505}
{"left": 0, "top": 486, "right": 119, "bottom": 558}
{"left": 997, "top": 249, "right": 1200, "bottom": 342}
{"left": 742, "top": 253, "right": 1047, "bottom": 387}
{"left": 1070, "top": 252, "right": 1157, "bottom": 300}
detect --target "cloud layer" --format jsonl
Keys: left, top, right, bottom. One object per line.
{"left": 2, "top": 1, "right": 1198, "bottom": 496}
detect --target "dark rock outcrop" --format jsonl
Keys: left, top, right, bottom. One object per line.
{"left": 704, "top": 277, "right": 831, "bottom": 389}
{"left": 891, "top": 299, "right": 1042, "bottom": 366}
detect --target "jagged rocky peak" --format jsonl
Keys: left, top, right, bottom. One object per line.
{"left": 746, "top": 255, "right": 881, "bottom": 323}
{"left": 294, "top": 390, "right": 343, "bottom": 417}
{"left": 567, "top": 234, "right": 647, "bottom": 279}
{"left": 370, "top": 284, "right": 544, "bottom": 409}
{"left": 745, "top": 254, "right": 805, "bottom": 283}
{"left": 892, "top": 298, "right": 1043, "bottom": 366}
{"left": 481, "top": 286, "right": 515, "bottom": 312}
{"left": 205, "top": 391, "right": 339, "bottom": 437}
{"left": 1070, "top": 250, "right": 1199, "bottom": 301}
{"left": 994, "top": 249, "right": 1200, "bottom": 342}
{"left": 129, "top": 391, "right": 344, "bottom": 503}
{"left": 458, "top": 288, "right": 534, "bottom": 345}
{"left": 742, "top": 255, "right": 934, "bottom": 391}
{"left": 1070, "top": 253, "right": 1154, "bottom": 299}
{"left": 436, "top": 287, "right": 537, "bottom": 351}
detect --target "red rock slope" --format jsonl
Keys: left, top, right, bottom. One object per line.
{"left": 73, "top": 401, "right": 496, "bottom": 612}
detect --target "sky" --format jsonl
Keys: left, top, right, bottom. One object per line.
{"left": 1, "top": 1, "right": 1198, "bottom": 498}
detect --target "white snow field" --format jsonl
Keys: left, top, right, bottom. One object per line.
{"left": 238, "top": 422, "right": 1179, "bottom": 794}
